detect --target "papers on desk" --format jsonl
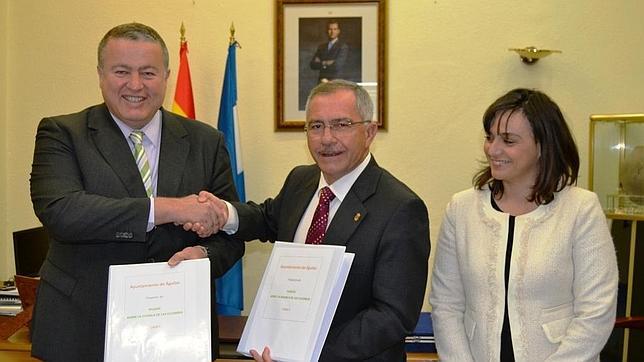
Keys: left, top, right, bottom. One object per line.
{"left": 237, "top": 242, "right": 354, "bottom": 362}
{"left": 405, "top": 312, "right": 436, "bottom": 352}
{"left": 104, "top": 258, "right": 211, "bottom": 362}
{"left": 0, "top": 288, "right": 19, "bottom": 298}
{"left": 0, "top": 304, "right": 22, "bottom": 317}
{"left": 0, "top": 288, "right": 22, "bottom": 316}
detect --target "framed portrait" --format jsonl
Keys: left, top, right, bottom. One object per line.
{"left": 275, "top": 0, "right": 386, "bottom": 131}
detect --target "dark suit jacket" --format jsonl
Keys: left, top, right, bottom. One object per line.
{"left": 29, "top": 104, "right": 244, "bottom": 362}
{"left": 233, "top": 157, "right": 430, "bottom": 361}
{"left": 310, "top": 39, "right": 349, "bottom": 81}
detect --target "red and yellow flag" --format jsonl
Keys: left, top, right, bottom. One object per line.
{"left": 172, "top": 25, "right": 195, "bottom": 119}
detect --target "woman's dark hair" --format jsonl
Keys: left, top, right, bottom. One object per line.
{"left": 473, "top": 88, "right": 579, "bottom": 204}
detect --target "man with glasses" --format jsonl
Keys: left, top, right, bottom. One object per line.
{"left": 191, "top": 80, "right": 430, "bottom": 361}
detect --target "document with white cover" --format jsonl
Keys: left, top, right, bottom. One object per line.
{"left": 237, "top": 242, "right": 354, "bottom": 362}
{"left": 104, "top": 258, "right": 211, "bottom": 362}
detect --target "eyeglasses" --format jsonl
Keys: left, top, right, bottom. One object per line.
{"left": 304, "top": 118, "right": 371, "bottom": 136}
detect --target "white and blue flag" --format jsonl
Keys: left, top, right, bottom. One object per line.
{"left": 216, "top": 40, "right": 244, "bottom": 316}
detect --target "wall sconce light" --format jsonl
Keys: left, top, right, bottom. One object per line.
{"left": 508, "top": 46, "right": 562, "bottom": 64}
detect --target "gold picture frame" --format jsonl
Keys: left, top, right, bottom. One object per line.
{"left": 275, "top": 0, "right": 386, "bottom": 131}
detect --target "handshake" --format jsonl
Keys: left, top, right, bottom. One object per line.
{"left": 156, "top": 191, "right": 230, "bottom": 238}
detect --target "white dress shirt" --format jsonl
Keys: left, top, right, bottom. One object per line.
{"left": 112, "top": 110, "right": 162, "bottom": 231}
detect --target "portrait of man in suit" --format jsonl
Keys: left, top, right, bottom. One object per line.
{"left": 297, "top": 17, "right": 362, "bottom": 111}
{"left": 309, "top": 19, "right": 349, "bottom": 83}
{"left": 29, "top": 22, "right": 243, "bottom": 361}
{"left": 194, "top": 80, "right": 430, "bottom": 362}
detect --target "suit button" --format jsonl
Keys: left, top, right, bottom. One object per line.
{"left": 147, "top": 258, "right": 155, "bottom": 263}
{"left": 115, "top": 231, "right": 134, "bottom": 239}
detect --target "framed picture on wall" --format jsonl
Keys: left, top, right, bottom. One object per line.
{"left": 275, "top": 0, "right": 386, "bottom": 131}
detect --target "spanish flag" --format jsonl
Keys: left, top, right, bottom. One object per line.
{"left": 172, "top": 24, "right": 195, "bottom": 119}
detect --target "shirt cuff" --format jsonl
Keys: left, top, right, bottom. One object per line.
{"left": 147, "top": 197, "right": 155, "bottom": 232}
{"left": 222, "top": 201, "right": 239, "bottom": 234}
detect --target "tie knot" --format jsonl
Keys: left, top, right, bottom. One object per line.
{"left": 320, "top": 187, "right": 335, "bottom": 204}
{"left": 129, "top": 130, "right": 145, "bottom": 145}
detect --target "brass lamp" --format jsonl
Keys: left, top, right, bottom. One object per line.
{"left": 509, "top": 46, "right": 562, "bottom": 64}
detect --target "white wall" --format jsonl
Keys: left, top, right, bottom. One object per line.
{"left": 2, "top": 0, "right": 643, "bottom": 314}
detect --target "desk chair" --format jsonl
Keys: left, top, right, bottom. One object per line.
{"left": 0, "top": 276, "right": 39, "bottom": 340}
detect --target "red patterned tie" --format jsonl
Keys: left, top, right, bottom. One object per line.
{"left": 305, "top": 187, "right": 336, "bottom": 244}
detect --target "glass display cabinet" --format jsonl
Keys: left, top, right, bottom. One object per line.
{"left": 589, "top": 114, "right": 644, "bottom": 217}
{"left": 590, "top": 114, "right": 643, "bottom": 362}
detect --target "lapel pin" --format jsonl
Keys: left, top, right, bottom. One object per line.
{"left": 353, "top": 213, "right": 361, "bottom": 222}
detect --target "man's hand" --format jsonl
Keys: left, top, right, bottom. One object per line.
{"left": 182, "top": 191, "right": 230, "bottom": 237}
{"left": 167, "top": 245, "right": 208, "bottom": 267}
{"left": 250, "top": 346, "right": 273, "bottom": 362}
{"left": 155, "top": 194, "right": 221, "bottom": 237}
{"left": 198, "top": 191, "right": 229, "bottom": 219}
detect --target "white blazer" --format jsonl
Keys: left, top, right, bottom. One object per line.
{"left": 430, "top": 187, "right": 618, "bottom": 362}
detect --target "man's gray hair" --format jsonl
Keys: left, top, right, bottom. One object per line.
{"left": 305, "top": 79, "right": 374, "bottom": 122}
{"left": 97, "top": 22, "right": 169, "bottom": 70}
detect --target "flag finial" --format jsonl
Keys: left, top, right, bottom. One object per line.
{"left": 229, "top": 22, "right": 241, "bottom": 48}
{"left": 180, "top": 22, "right": 186, "bottom": 43}
{"left": 229, "top": 22, "right": 235, "bottom": 45}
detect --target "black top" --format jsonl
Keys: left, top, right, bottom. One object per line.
{"left": 491, "top": 195, "right": 516, "bottom": 361}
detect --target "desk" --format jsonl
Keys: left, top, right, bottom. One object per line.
{"left": 219, "top": 315, "right": 251, "bottom": 359}
{"left": 0, "top": 316, "right": 439, "bottom": 361}
{"left": 0, "top": 325, "right": 39, "bottom": 362}
{"left": 217, "top": 315, "right": 439, "bottom": 361}
{"left": 408, "top": 353, "right": 439, "bottom": 362}
{"left": 0, "top": 320, "right": 247, "bottom": 362}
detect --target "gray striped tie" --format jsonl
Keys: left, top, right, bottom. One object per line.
{"left": 129, "top": 131, "right": 153, "bottom": 197}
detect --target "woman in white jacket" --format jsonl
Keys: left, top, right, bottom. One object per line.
{"left": 430, "top": 88, "right": 618, "bottom": 361}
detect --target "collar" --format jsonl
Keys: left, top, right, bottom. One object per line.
{"left": 316, "top": 153, "right": 371, "bottom": 202}
{"left": 111, "top": 110, "right": 162, "bottom": 148}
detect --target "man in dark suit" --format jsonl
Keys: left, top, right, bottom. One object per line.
{"left": 195, "top": 80, "right": 430, "bottom": 361}
{"left": 310, "top": 20, "right": 350, "bottom": 83}
{"left": 29, "top": 22, "right": 243, "bottom": 361}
